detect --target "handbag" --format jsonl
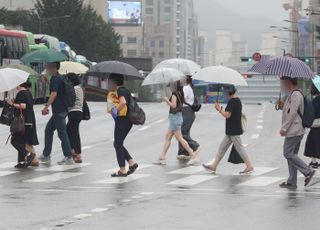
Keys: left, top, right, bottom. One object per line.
{"left": 228, "top": 145, "right": 244, "bottom": 164}
{"left": 10, "top": 108, "right": 25, "bottom": 136}
{"left": 82, "top": 100, "right": 91, "bottom": 121}
{"left": 186, "top": 97, "right": 202, "bottom": 112}
{"left": 0, "top": 102, "right": 14, "bottom": 126}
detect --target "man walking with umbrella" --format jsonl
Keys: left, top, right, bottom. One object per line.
{"left": 39, "top": 62, "right": 74, "bottom": 165}
{"left": 278, "top": 77, "right": 315, "bottom": 188}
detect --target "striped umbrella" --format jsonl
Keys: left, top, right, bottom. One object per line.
{"left": 248, "top": 56, "right": 315, "bottom": 79}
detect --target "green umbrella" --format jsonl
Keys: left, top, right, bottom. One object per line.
{"left": 1, "top": 64, "right": 38, "bottom": 75}
{"left": 21, "top": 49, "right": 68, "bottom": 64}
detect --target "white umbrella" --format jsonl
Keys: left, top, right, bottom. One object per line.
{"left": 142, "top": 67, "right": 186, "bottom": 86}
{"left": 193, "top": 65, "right": 248, "bottom": 86}
{"left": 0, "top": 68, "right": 29, "bottom": 93}
{"left": 59, "top": 61, "right": 88, "bottom": 75}
{"left": 154, "top": 58, "right": 201, "bottom": 75}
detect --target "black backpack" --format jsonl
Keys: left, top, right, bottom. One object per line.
{"left": 0, "top": 102, "right": 14, "bottom": 126}
{"left": 61, "top": 77, "right": 76, "bottom": 108}
{"left": 122, "top": 88, "right": 146, "bottom": 125}
{"left": 293, "top": 89, "right": 314, "bottom": 128}
{"left": 185, "top": 97, "right": 202, "bottom": 112}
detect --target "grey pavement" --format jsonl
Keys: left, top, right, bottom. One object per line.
{"left": 0, "top": 102, "right": 320, "bottom": 230}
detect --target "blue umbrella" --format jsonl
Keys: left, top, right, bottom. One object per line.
{"left": 248, "top": 56, "right": 315, "bottom": 79}
{"left": 312, "top": 76, "right": 320, "bottom": 92}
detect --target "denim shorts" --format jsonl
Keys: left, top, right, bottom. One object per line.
{"left": 168, "top": 112, "right": 183, "bottom": 131}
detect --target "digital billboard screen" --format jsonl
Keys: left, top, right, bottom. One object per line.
{"left": 108, "top": 0, "right": 142, "bottom": 26}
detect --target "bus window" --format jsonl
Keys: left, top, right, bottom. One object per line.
{"left": 5, "top": 36, "right": 13, "bottom": 58}
{"left": 12, "top": 37, "right": 19, "bottom": 59}
{"left": 17, "top": 38, "right": 23, "bottom": 58}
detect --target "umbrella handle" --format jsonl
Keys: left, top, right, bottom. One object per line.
{"left": 275, "top": 92, "right": 282, "bottom": 111}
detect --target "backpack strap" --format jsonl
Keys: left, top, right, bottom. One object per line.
{"left": 290, "top": 89, "right": 304, "bottom": 120}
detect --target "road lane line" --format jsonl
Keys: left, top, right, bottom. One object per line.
{"left": 257, "top": 125, "right": 263, "bottom": 129}
{"left": 168, "top": 166, "right": 204, "bottom": 175}
{"left": 90, "top": 208, "right": 109, "bottom": 213}
{"left": 24, "top": 172, "right": 85, "bottom": 183}
{"left": 242, "top": 144, "right": 249, "bottom": 147}
{"left": 0, "top": 171, "right": 19, "bottom": 177}
{"left": 140, "top": 192, "right": 154, "bottom": 195}
{"left": 82, "top": 145, "right": 94, "bottom": 150}
{"left": 257, "top": 119, "right": 264, "bottom": 123}
{"left": 138, "top": 126, "right": 150, "bottom": 131}
{"left": 73, "top": 213, "right": 92, "bottom": 219}
{"left": 94, "top": 174, "right": 151, "bottom": 184}
{"left": 238, "top": 177, "right": 284, "bottom": 187}
{"left": 155, "top": 118, "right": 166, "bottom": 123}
{"left": 132, "top": 195, "right": 143, "bottom": 199}
{"left": 251, "top": 134, "right": 260, "bottom": 139}
{"left": 35, "top": 163, "right": 91, "bottom": 172}
{"left": 167, "top": 175, "right": 217, "bottom": 186}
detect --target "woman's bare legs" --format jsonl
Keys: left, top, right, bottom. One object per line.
{"left": 158, "top": 130, "right": 174, "bottom": 160}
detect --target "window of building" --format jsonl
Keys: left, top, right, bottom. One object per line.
{"left": 146, "top": 0, "right": 153, "bottom": 6}
{"left": 164, "top": 0, "right": 170, "bottom": 4}
{"left": 127, "top": 37, "right": 137, "bottom": 44}
{"left": 146, "top": 7, "right": 153, "bottom": 14}
{"left": 150, "top": 41, "right": 156, "bottom": 47}
{"left": 164, "top": 6, "right": 171, "bottom": 13}
{"left": 159, "top": 40, "right": 164, "bottom": 48}
{"left": 164, "top": 14, "right": 171, "bottom": 23}
{"left": 127, "top": 49, "right": 137, "bottom": 56}
{"left": 159, "top": 52, "right": 164, "bottom": 58}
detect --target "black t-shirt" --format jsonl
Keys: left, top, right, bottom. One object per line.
{"left": 225, "top": 97, "right": 243, "bottom": 136}
{"left": 50, "top": 75, "right": 67, "bottom": 114}
{"left": 117, "top": 87, "right": 131, "bottom": 116}
{"left": 15, "top": 90, "right": 34, "bottom": 124}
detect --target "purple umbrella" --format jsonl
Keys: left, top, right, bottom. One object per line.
{"left": 248, "top": 56, "right": 315, "bottom": 79}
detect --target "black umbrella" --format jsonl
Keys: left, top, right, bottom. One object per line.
{"left": 87, "top": 61, "right": 143, "bottom": 80}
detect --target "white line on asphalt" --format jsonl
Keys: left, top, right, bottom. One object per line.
{"left": 95, "top": 174, "right": 151, "bottom": 184}
{"left": 168, "top": 166, "right": 204, "bottom": 175}
{"left": 107, "top": 204, "right": 117, "bottom": 207}
{"left": 257, "top": 119, "right": 264, "bottom": 123}
{"left": 238, "top": 177, "right": 285, "bottom": 187}
{"left": 251, "top": 134, "right": 260, "bottom": 139}
{"left": 82, "top": 145, "right": 94, "bottom": 150}
{"left": 167, "top": 175, "right": 217, "bottom": 186}
{"left": 36, "top": 163, "right": 91, "bottom": 172}
{"left": 242, "top": 144, "right": 249, "bottom": 147}
{"left": 121, "top": 199, "right": 131, "bottom": 203}
{"left": 73, "top": 213, "right": 92, "bottom": 219}
{"left": 257, "top": 125, "right": 263, "bottom": 129}
{"left": 90, "top": 208, "right": 109, "bottom": 213}
{"left": 140, "top": 192, "right": 154, "bottom": 195}
{"left": 131, "top": 195, "right": 143, "bottom": 199}
{"left": 105, "top": 164, "right": 153, "bottom": 173}
{"left": 24, "top": 172, "right": 85, "bottom": 183}
{"left": 155, "top": 118, "right": 166, "bottom": 123}
{"left": 0, "top": 171, "right": 19, "bottom": 177}
{"left": 234, "top": 167, "right": 278, "bottom": 176}
{"left": 138, "top": 126, "right": 150, "bottom": 131}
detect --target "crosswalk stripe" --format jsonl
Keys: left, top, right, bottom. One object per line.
{"left": 0, "top": 162, "right": 16, "bottom": 169}
{"left": 35, "top": 163, "right": 91, "bottom": 172}
{"left": 238, "top": 177, "right": 284, "bottom": 187}
{"left": 168, "top": 166, "right": 204, "bottom": 175}
{"left": 24, "top": 172, "right": 85, "bottom": 183}
{"left": 0, "top": 171, "right": 19, "bottom": 177}
{"left": 105, "top": 164, "right": 153, "bottom": 173}
{"left": 95, "top": 174, "right": 151, "bottom": 184}
{"left": 234, "top": 167, "right": 277, "bottom": 176}
{"left": 167, "top": 175, "right": 217, "bottom": 186}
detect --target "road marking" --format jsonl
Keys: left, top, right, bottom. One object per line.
{"left": 82, "top": 145, "right": 94, "bottom": 150}
{"left": 0, "top": 162, "right": 16, "bottom": 169}
{"left": 121, "top": 199, "right": 131, "bottom": 203}
{"left": 167, "top": 175, "right": 217, "bottom": 186}
{"left": 257, "top": 125, "right": 263, "bottom": 129}
{"left": 24, "top": 172, "right": 85, "bottom": 183}
{"left": 140, "top": 192, "right": 154, "bottom": 195}
{"left": 234, "top": 167, "right": 278, "bottom": 176}
{"left": 138, "top": 126, "right": 150, "bottom": 131}
{"left": 36, "top": 163, "right": 91, "bottom": 172}
{"left": 242, "top": 144, "right": 249, "bottom": 147}
{"left": 257, "top": 120, "right": 264, "bottom": 123}
{"left": 0, "top": 171, "right": 19, "bottom": 177}
{"left": 238, "top": 177, "right": 284, "bottom": 187}
{"left": 155, "top": 118, "right": 166, "bottom": 123}
{"left": 105, "top": 164, "right": 153, "bottom": 173}
{"left": 168, "top": 166, "right": 204, "bottom": 175}
{"left": 251, "top": 134, "right": 260, "bottom": 139}
{"left": 90, "top": 208, "right": 109, "bottom": 213}
{"left": 132, "top": 195, "right": 143, "bottom": 199}
{"left": 107, "top": 204, "right": 117, "bottom": 207}
{"left": 95, "top": 174, "right": 151, "bottom": 184}
{"left": 73, "top": 213, "right": 92, "bottom": 219}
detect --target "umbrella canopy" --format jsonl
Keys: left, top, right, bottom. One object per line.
{"left": 312, "top": 76, "right": 320, "bottom": 92}
{"left": 59, "top": 61, "right": 89, "bottom": 75}
{"left": 193, "top": 66, "right": 248, "bottom": 86}
{"left": 248, "top": 56, "right": 315, "bottom": 79}
{"left": 21, "top": 49, "right": 68, "bottom": 64}
{"left": 0, "top": 68, "right": 30, "bottom": 93}
{"left": 142, "top": 68, "right": 185, "bottom": 86}
{"left": 87, "top": 61, "right": 143, "bottom": 79}
{"left": 1, "top": 64, "right": 38, "bottom": 75}
{"left": 154, "top": 58, "right": 201, "bottom": 75}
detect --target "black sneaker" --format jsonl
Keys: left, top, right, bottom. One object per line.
{"left": 14, "top": 162, "right": 26, "bottom": 168}
{"left": 309, "top": 162, "right": 319, "bottom": 169}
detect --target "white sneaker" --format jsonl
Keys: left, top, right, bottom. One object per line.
{"left": 57, "top": 157, "right": 74, "bottom": 165}
{"left": 153, "top": 159, "right": 166, "bottom": 165}
{"left": 187, "top": 158, "right": 200, "bottom": 166}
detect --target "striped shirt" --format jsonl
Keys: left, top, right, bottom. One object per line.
{"left": 68, "top": 86, "right": 84, "bottom": 112}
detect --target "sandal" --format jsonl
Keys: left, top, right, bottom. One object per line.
{"left": 73, "top": 154, "right": 83, "bottom": 164}
{"left": 305, "top": 170, "right": 316, "bottom": 187}
{"left": 111, "top": 170, "right": 127, "bottom": 178}
{"left": 25, "top": 153, "right": 36, "bottom": 168}
{"left": 279, "top": 182, "right": 297, "bottom": 189}
{"left": 127, "top": 163, "right": 139, "bottom": 175}
{"left": 202, "top": 164, "right": 216, "bottom": 174}
{"left": 239, "top": 167, "right": 254, "bottom": 175}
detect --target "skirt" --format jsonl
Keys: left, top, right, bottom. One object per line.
{"left": 304, "top": 128, "right": 320, "bottom": 159}
{"left": 168, "top": 112, "right": 183, "bottom": 131}
{"left": 25, "top": 124, "right": 39, "bottom": 146}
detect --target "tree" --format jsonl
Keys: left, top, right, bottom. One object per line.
{"left": 0, "top": 0, "right": 121, "bottom": 62}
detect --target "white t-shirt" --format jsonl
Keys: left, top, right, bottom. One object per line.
{"left": 183, "top": 84, "right": 194, "bottom": 105}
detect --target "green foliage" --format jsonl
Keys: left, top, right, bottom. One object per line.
{"left": 0, "top": 0, "right": 121, "bottom": 62}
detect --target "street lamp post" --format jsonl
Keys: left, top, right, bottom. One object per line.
{"left": 38, "top": 15, "right": 71, "bottom": 34}
{"left": 270, "top": 25, "right": 299, "bottom": 57}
